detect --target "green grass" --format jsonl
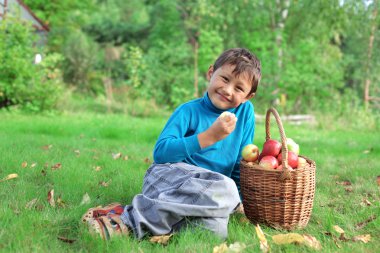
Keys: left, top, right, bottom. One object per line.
{"left": 0, "top": 112, "right": 379, "bottom": 252}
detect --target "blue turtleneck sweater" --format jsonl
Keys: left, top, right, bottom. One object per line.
{"left": 153, "top": 92, "right": 255, "bottom": 192}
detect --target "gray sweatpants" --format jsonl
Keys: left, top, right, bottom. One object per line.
{"left": 120, "top": 162, "right": 241, "bottom": 239}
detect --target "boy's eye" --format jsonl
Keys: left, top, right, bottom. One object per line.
{"left": 236, "top": 87, "right": 244, "bottom": 92}
{"left": 221, "top": 76, "right": 229, "bottom": 82}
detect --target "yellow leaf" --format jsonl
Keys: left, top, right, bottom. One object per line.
{"left": 149, "top": 234, "right": 172, "bottom": 245}
{"left": 228, "top": 242, "right": 246, "bottom": 252}
{"left": 255, "top": 224, "right": 270, "bottom": 252}
{"left": 272, "top": 233, "right": 304, "bottom": 245}
{"left": 94, "top": 166, "right": 102, "bottom": 171}
{"left": 22, "top": 161, "right": 28, "bottom": 168}
{"left": 0, "top": 173, "right": 19, "bottom": 182}
{"left": 112, "top": 153, "right": 122, "bottom": 160}
{"left": 48, "top": 189, "right": 55, "bottom": 207}
{"left": 31, "top": 163, "right": 37, "bottom": 168}
{"left": 352, "top": 234, "right": 371, "bottom": 243}
{"left": 333, "top": 225, "right": 345, "bottom": 234}
{"left": 213, "top": 243, "right": 228, "bottom": 253}
{"left": 303, "top": 234, "right": 322, "bottom": 250}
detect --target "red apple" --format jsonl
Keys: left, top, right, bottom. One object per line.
{"left": 241, "top": 144, "right": 260, "bottom": 162}
{"left": 259, "top": 156, "right": 278, "bottom": 169}
{"left": 277, "top": 151, "right": 299, "bottom": 168}
{"left": 276, "top": 164, "right": 283, "bottom": 170}
{"left": 261, "top": 139, "right": 282, "bottom": 157}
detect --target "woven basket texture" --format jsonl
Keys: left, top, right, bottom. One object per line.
{"left": 240, "top": 108, "right": 316, "bottom": 230}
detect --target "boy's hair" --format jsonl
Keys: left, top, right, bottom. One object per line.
{"left": 213, "top": 48, "right": 261, "bottom": 95}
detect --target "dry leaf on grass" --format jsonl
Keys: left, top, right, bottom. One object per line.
{"left": 227, "top": 242, "right": 247, "bottom": 252}
{"left": 361, "top": 198, "right": 372, "bottom": 206}
{"left": 355, "top": 215, "right": 377, "bottom": 230}
{"left": 48, "top": 189, "right": 55, "bottom": 207}
{"left": 333, "top": 225, "right": 349, "bottom": 241}
{"left": 272, "top": 233, "right": 304, "bottom": 245}
{"left": 377, "top": 176, "right": 380, "bottom": 186}
{"left": 80, "top": 193, "right": 91, "bottom": 205}
{"left": 99, "top": 180, "right": 111, "bottom": 187}
{"left": 56, "top": 196, "right": 66, "bottom": 208}
{"left": 51, "top": 163, "right": 62, "bottom": 170}
{"left": 303, "top": 234, "right": 322, "bottom": 250}
{"left": 112, "top": 153, "right": 122, "bottom": 160}
{"left": 255, "top": 224, "right": 270, "bottom": 252}
{"left": 149, "top": 234, "right": 172, "bottom": 245}
{"left": 74, "top": 150, "right": 80, "bottom": 156}
{"left": 25, "top": 198, "right": 38, "bottom": 209}
{"left": 41, "top": 144, "right": 53, "bottom": 150}
{"left": 213, "top": 243, "right": 228, "bottom": 253}
{"left": 94, "top": 166, "right": 102, "bottom": 172}
{"left": 144, "top": 157, "right": 152, "bottom": 164}
{"left": 0, "top": 173, "right": 19, "bottom": 182}
{"left": 336, "top": 180, "right": 352, "bottom": 186}
{"left": 31, "top": 163, "right": 37, "bottom": 168}
{"left": 57, "top": 236, "right": 76, "bottom": 244}
{"left": 22, "top": 161, "right": 28, "bottom": 168}
{"left": 123, "top": 155, "right": 129, "bottom": 160}
{"left": 352, "top": 234, "right": 371, "bottom": 243}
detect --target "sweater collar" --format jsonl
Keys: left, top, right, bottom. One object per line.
{"left": 202, "top": 92, "right": 236, "bottom": 114}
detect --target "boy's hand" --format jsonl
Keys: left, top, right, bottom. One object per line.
{"left": 198, "top": 112, "right": 237, "bottom": 148}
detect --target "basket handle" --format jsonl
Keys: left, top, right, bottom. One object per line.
{"left": 265, "top": 107, "right": 292, "bottom": 180}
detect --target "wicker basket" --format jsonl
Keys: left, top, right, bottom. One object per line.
{"left": 240, "top": 107, "right": 316, "bottom": 230}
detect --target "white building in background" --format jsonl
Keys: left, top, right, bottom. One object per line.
{"left": 0, "top": 0, "right": 49, "bottom": 46}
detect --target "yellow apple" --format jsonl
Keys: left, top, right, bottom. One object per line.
{"left": 242, "top": 144, "right": 260, "bottom": 162}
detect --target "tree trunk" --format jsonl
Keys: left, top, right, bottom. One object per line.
{"left": 364, "top": 0, "right": 378, "bottom": 107}
{"left": 193, "top": 41, "right": 199, "bottom": 98}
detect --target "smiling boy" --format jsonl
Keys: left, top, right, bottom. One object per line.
{"left": 83, "top": 48, "right": 261, "bottom": 240}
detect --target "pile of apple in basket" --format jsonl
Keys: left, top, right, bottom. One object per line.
{"left": 239, "top": 107, "right": 316, "bottom": 230}
{"left": 241, "top": 138, "right": 307, "bottom": 170}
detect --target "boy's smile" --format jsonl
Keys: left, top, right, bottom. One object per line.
{"left": 207, "top": 64, "right": 254, "bottom": 110}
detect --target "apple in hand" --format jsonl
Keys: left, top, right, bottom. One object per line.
{"left": 277, "top": 151, "right": 299, "bottom": 168}
{"left": 287, "top": 138, "right": 300, "bottom": 155}
{"left": 259, "top": 156, "right": 278, "bottom": 169}
{"left": 242, "top": 144, "right": 260, "bottom": 162}
{"left": 297, "top": 157, "right": 307, "bottom": 169}
{"left": 261, "top": 139, "right": 282, "bottom": 157}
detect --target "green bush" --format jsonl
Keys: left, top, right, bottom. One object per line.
{"left": 0, "top": 15, "right": 64, "bottom": 112}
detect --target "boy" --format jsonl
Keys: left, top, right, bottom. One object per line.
{"left": 83, "top": 48, "right": 261, "bottom": 240}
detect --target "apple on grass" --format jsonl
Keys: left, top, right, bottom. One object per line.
{"left": 259, "top": 156, "right": 278, "bottom": 169}
{"left": 242, "top": 144, "right": 260, "bottom": 162}
{"left": 277, "top": 151, "right": 299, "bottom": 169}
{"left": 261, "top": 139, "right": 282, "bottom": 158}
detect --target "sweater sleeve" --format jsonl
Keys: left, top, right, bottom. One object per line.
{"left": 153, "top": 106, "right": 201, "bottom": 164}
{"left": 231, "top": 104, "right": 255, "bottom": 198}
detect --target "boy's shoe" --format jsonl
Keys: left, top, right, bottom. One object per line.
{"left": 87, "top": 214, "right": 130, "bottom": 240}
{"left": 82, "top": 202, "right": 124, "bottom": 223}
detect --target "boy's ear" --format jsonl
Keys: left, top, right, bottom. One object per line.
{"left": 243, "top": 93, "right": 255, "bottom": 102}
{"left": 206, "top": 65, "right": 214, "bottom": 81}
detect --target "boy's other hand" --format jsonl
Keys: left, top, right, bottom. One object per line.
{"left": 198, "top": 112, "right": 237, "bottom": 148}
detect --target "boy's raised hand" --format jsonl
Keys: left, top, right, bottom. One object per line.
{"left": 198, "top": 112, "right": 237, "bottom": 148}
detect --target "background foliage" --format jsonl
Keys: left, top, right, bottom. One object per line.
{"left": 1, "top": 0, "right": 379, "bottom": 117}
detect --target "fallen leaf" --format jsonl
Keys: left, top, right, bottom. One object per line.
{"left": 336, "top": 180, "right": 352, "bottom": 186}
{"left": 94, "top": 166, "right": 102, "bottom": 171}
{"left": 57, "top": 236, "right": 76, "bottom": 244}
{"left": 272, "top": 233, "right": 304, "bottom": 245}
{"left": 80, "top": 193, "right": 91, "bottom": 205}
{"left": 213, "top": 242, "right": 228, "bottom": 253}
{"left": 361, "top": 198, "right": 372, "bottom": 206}
{"left": 56, "top": 195, "right": 66, "bottom": 208}
{"left": 25, "top": 198, "right": 38, "bottom": 209}
{"left": 41, "top": 144, "right": 53, "bottom": 150}
{"left": 362, "top": 150, "right": 370, "bottom": 154}
{"left": 51, "top": 163, "right": 62, "bottom": 170}
{"left": 227, "top": 242, "right": 246, "bottom": 252}
{"left": 123, "top": 155, "right": 129, "bottom": 161}
{"left": 344, "top": 187, "right": 353, "bottom": 192}
{"left": 355, "top": 215, "right": 377, "bottom": 230}
{"left": 255, "top": 224, "right": 270, "bottom": 252}
{"left": 377, "top": 176, "right": 380, "bottom": 186}
{"left": 333, "top": 225, "right": 345, "bottom": 234}
{"left": 74, "top": 150, "right": 80, "bottom": 156}
{"left": 144, "top": 157, "right": 152, "bottom": 164}
{"left": 31, "top": 163, "right": 37, "bottom": 168}
{"left": 0, "top": 173, "right": 19, "bottom": 182}
{"left": 48, "top": 189, "right": 55, "bottom": 207}
{"left": 303, "top": 234, "right": 322, "bottom": 250}
{"left": 99, "top": 181, "right": 110, "bottom": 187}
{"left": 149, "top": 234, "right": 172, "bottom": 245}
{"left": 352, "top": 234, "right": 371, "bottom": 243}
{"left": 22, "top": 161, "right": 28, "bottom": 168}
{"left": 112, "top": 153, "right": 122, "bottom": 160}
{"left": 239, "top": 216, "right": 250, "bottom": 224}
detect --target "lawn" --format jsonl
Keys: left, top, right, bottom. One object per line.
{"left": 0, "top": 112, "right": 379, "bottom": 252}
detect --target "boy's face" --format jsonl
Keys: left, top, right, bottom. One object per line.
{"left": 207, "top": 64, "right": 254, "bottom": 110}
